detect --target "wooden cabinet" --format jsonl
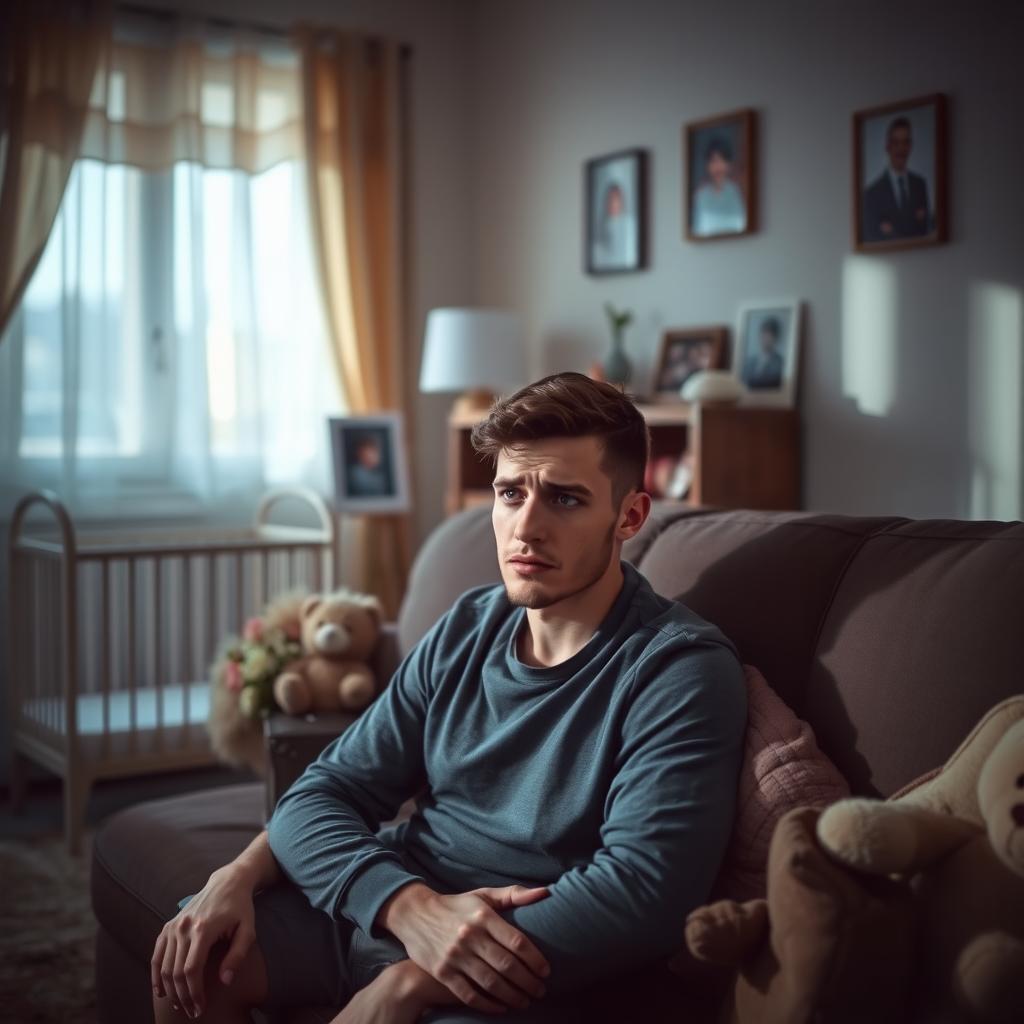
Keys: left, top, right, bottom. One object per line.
{"left": 446, "top": 402, "right": 800, "bottom": 514}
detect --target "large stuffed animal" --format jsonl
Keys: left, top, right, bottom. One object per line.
{"left": 818, "top": 697, "right": 1024, "bottom": 1023}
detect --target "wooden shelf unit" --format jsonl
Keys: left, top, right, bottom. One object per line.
{"left": 445, "top": 402, "right": 800, "bottom": 514}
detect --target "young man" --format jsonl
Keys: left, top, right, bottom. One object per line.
{"left": 152, "top": 372, "right": 746, "bottom": 1023}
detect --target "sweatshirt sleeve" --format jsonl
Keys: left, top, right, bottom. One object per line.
{"left": 266, "top": 615, "right": 442, "bottom": 937}
{"left": 503, "top": 641, "right": 746, "bottom": 994}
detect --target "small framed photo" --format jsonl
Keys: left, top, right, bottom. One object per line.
{"left": 328, "top": 413, "right": 410, "bottom": 513}
{"left": 584, "top": 148, "right": 647, "bottom": 274}
{"left": 853, "top": 93, "right": 948, "bottom": 251}
{"left": 685, "top": 108, "right": 757, "bottom": 241}
{"left": 650, "top": 327, "right": 728, "bottom": 402}
{"left": 733, "top": 301, "right": 802, "bottom": 407}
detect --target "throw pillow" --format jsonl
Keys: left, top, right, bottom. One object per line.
{"left": 711, "top": 664, "right": 850, "bottom": 902}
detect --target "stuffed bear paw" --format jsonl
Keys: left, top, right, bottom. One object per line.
{"left": 684, "top": 898, "right": 768, "bottom": 966}
{"left": 339, "top": 670, "right": 374, "bottom": 710}
{"left": 817, "top": 798, "right": 920, "bottom": 875}
{"left": 274, "top": 670, "right": 312, "bottom": 715}
{"left": 954, "top": 929, "right": 1024, "bottom": 1023}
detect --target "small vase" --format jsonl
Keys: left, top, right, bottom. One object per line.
{"left": 603, "top": 328, "right": 632, "bottom": 385}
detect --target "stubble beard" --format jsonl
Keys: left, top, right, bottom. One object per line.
{"left": 504, "top": 523, "right": 617, "bottom": 610}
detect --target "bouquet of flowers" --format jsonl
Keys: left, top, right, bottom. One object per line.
{"left": 222, "top": 614, "right": 303, "bottom": 719}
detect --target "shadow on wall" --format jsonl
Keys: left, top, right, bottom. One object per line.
{"left": 834, "top": 254, "right": 1023, "bottom": 520}
{"left": 967, "top": 280, "right": 1023, "bottom": 520}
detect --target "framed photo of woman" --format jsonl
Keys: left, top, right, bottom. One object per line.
{"left": 684, "top": 109, "right": 758, "bottom": 242}
{"left": 584, "top": 148, "right": 648, "bottom": 274}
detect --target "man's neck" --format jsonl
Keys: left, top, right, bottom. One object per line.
{"left": 518, "top": 560, "right": 625, "bottom": 668}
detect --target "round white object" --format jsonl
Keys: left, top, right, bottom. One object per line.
{"left": 680, "top": 370, "right": 743, "bottom": 403}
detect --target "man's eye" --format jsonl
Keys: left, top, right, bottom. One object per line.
{"left": 501, "top": 488, "right": 520, "bottom": 501}
{"left": 554, "top": 493, "right": 580, "bottom": 508}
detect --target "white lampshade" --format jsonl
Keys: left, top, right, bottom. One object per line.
{"left": 419, "top": 308, "right": 524, "bottom": 394}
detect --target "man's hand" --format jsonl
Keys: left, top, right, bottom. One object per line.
{"left": 377, "top": 882, "right": 551, "bottom": 1013}
{"left": 332, "top": 960, "right": 457, "bottom": 1023}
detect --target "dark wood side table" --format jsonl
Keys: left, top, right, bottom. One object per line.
{"left": 263, "top": 711, "right": 358, "bottom": 820}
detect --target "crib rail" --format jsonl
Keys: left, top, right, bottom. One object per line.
{"left": 7, "top": 487, "right": 336, "bottom": 851}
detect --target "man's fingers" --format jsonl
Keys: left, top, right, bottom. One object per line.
{"left": 462, "top": 955, "right": 531, "bottom": 1011}
{"left": 485, "top": 916, "right": 550, "bottom": 980}
{"left": 474, "top": 935, "right": 547, "bottom": 1000}
{"left": 172, "top": 931, "right": 195, "bottom": 1018}
{"left": 476, "top": 885, "right": 549, "bottom": 910}
{"left": 151, "top": 931, "right": 168, "bottom": 997}
{"left": 440, "top": 968, "right": 507, "bottom": 1015}
{"left": 219, "top": 923, "right": 254, "bottom": 986}
{"left": 183, "top": 927, "right": 213, "bottom": 1016}
{"left": 507, "top": 885, "right": 549, "bottom": 908}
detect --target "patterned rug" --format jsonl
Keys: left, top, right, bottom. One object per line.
{"left": 0, "top": 833, "right": 97, "bottom": 1024}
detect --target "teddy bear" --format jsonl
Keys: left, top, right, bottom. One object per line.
{"left": 817, "top": 696, "right": 1024, "bottom": 1023}
{"left": 682, "top": 804, "right": 916, "bottom": 1024}
{"left": 271, "top": 589, "right": 383, "bottom": 716}
{"left": 207, "top": 590, "right": 306, "bottom": 774}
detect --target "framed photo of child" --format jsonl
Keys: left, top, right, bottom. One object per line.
{"left": 328, "top": 413, "right": 410, "bottom": 513}
{"left": 733, "top": 300, "right": 802, "bottom": 407}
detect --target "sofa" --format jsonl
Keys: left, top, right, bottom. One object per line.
{"left": 91, "top": 503, "right": 1024, "bottom": 1023}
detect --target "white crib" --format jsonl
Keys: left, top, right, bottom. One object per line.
{"left": 7, "top": 487, "right": 335, "bottom": 852}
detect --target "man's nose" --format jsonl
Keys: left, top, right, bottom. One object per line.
{"left": 514, "top": 495, "right": 547, "bottom": 541}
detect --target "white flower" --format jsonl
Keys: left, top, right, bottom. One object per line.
{"left": 242, "top": 646, "right": 271, "bottom": 683}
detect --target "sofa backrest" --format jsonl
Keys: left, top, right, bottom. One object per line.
{"left": 398, "top": 504, "right": 1024, "bottom": 799}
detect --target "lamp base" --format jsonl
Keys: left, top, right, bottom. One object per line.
{"left": 452, "top": 389, "right": 497, "bottom": 418}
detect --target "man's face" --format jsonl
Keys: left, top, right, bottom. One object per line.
{"left": 886, "top": 125, "right": 912, "bottom": 172}
{"left": 492, "top": 436, "right": 626, "bottom": 610}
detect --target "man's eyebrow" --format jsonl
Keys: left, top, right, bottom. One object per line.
{"left": 493, "top": 476, "right": 594, "bottom": 498}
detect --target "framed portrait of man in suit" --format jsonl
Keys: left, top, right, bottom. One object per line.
{"left": 853, "top": 93, "right": 948, "bottom": 252}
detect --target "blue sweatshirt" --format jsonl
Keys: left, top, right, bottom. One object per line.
{"left": 267, "top": 561, "right": 746, "bottom": 993}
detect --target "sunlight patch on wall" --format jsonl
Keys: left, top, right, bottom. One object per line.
{"left": 841, "top": 256, "right": 898, "bottom": 417}
{"left": 968, "top": 282, "right": 1023, "bottom": 521}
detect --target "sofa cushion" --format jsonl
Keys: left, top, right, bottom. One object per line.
{"left": 713, "top": 665, "right": 850, "bottom": 901}
{"left": 634, "top": 511, "right": 904, "bottom": 712}
{"left": 91, "top": 783, "right": 265, "bottom": 957}
{"left": 803, "top": 518, "right": 1024, "bottom": 798}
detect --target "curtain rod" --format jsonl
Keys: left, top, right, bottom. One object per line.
{"left": 114, "top": 3, "right": 413, "bottom": 56}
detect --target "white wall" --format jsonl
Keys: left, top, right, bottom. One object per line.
{"left": 469, "top": 0, "right": 1024, "bottom": 518}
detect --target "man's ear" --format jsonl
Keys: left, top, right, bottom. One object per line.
{"left": 616, "top": 489, "right": 652, "bottom": 541}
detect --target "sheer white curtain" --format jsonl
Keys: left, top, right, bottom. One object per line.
{"left": 0, "top": 18, "right": 342, "bottom": 517}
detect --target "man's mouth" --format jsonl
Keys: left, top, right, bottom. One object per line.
{"left": 507, "top": 555, "right": 555, "bottom": 576}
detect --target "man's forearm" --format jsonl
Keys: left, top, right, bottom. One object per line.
{"left": 226, "top": 829, "right": 282, "bottom": 891}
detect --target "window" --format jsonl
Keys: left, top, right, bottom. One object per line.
{"left": 0, "top": 26, "right": 341, "bottom": 516}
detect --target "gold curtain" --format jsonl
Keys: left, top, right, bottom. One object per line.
{"left": 296, "top": 27, "right": 409, "bottom": 616}
{"left": 0, "top": 1, "right": 110, "bottom": 341}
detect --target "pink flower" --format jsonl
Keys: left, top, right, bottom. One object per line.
{"left": 243, "top": 617, "right": 264, "bottom": 642}
{"left": 225, "top": 660, "right": 244, "bottom": 693}
{"left": 284, "top": 621, "right": 301, "bottom": 641}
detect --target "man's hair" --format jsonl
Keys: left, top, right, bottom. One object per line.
{"left": 705, "top": 136, "right": 733, "bottom": 163}
{"left": 470, "top": 372, "right": 649, "bottom": 504}
{"left": 760, "top": 316, "right": 781, "bottom": 340}
{"left": 887, "top": 116, "right": 912, "bottom": 141}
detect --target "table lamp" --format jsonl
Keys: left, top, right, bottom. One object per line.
{"left": 419, "top": 308, "right": 524, "bottom": 416}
